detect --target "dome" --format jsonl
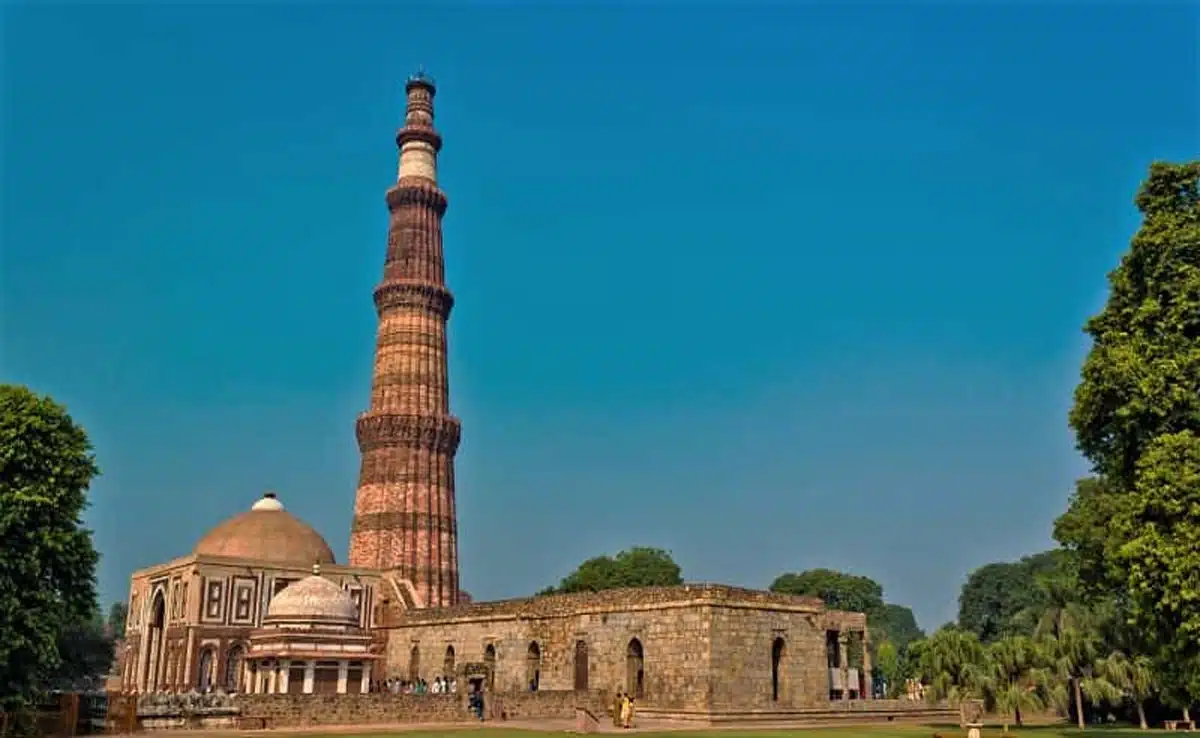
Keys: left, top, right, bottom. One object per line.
{"left": 193, "top": 492, "right": 336, "bottom": 565}
{"left": 265, "top": 565, "right": 359, "bottom": 625}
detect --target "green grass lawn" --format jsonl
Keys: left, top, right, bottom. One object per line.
{"left": 209, "top": 724, "right": 1145, "bottom": 738}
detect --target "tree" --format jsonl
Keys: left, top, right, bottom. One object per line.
{"left": 543, "top": 546, "right": 683, "bottom": 594}
{"left": 51, "top": 613, "right": 115, "bottom": 691}
{"left": 958, "top": 550, "right": 1070, "bottom": 642}
{"left": 987, "top": 635, "right": 1059, "bottom": 731}
{"left": 908, "top": 626, "right": 990, "bottom": 720}
{"left": 873, "top": 604, "right": 925, "bottom": 651}
{"left": 770, "top": 568, "right": 884, "bottom": 614}
{"left": 1099, "top": 650, "right": 1157, "bottom": 729}
{"left": 0, "top": 385, "right": 102, "bottom": 709}
{"left": 106, "top": 602, "right": 128, "bottom": 639}
{"left": 1062, "top": 160, "right": 1200, "bottom": 710}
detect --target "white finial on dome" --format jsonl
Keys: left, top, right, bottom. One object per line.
{"left": 252, "top": 491, "right": 285, "bottom": 511}
{"left": 313, "top": 561, "right": 321, "bottom": 577}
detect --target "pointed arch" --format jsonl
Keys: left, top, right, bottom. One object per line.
{"left": 526, "top": 641, "right": 541, "bottom": 691}
{"left": 771, "top": 637, "right": 786, "bottom": 702}
{"left": 626, "top": 638, "right": 644, "bottom": 698}
{"left": 443, "top": 645, "right": 456, "bottom": 678}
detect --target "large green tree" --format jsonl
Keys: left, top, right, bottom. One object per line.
{"left": 1058, "top": 160, "right": 1200, "bottom": 709}
{"left": 959, "top": 549, "right": 1072, "bottom": 641}
{"left": 770, "top": 568, "right": 884, "bottom": 614}
{"left": 0, "top": 385, "right": 102, "bottom": 708}
{"left": 769, "top": 568, "right": 923, "bottom": 651}
{"left": 541, "top": 546, "right": 683, "bottom": 594}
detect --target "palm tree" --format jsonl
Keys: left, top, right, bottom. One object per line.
{"left": 1098, "top": 651, "right": 1156, "bottom": 729}
{"left": 1026, "top": 568, "right": 1122, "bottom": 729}
{"left": 910, "top": 628, "right": 991, "bottom": 725}
{"left": 987, "top": 636, "right": 1059, "bottom": 731}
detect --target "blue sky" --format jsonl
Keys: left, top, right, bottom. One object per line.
{"left": 2, "top": 4, "right": 1196, "bottom": 630}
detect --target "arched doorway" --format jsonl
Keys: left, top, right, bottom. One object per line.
{"left": 197, "top": 648, "right": 215, "bottom": 692}
{"left": 526, "top": 642, "right": 541, "bottom": 691}
{"left": 225, "top": 644, "right": 245, "bottom": 692}
{"left": 626, "top": 638, "right": 644, "bottom": 699}
{"left": 771, "top": 637, "right": 786, "bottom": 702}
{"left": 443, "top": 645, "right": 456, "bottom": 679}
{"left": 573, "top": 640, "right": 589, "bottom": 691}
{"left": 483, "top": 644, "right": 496, "bottom": 690}
{"left": 409, "top": 645, "right": 421, "bottom": 682}
{"left": 142, "top": 591, "right": 166, "bottom": 690}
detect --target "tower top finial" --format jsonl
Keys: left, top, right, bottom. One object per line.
{"left": 406, "top": 66, "right": 436, "bottom": 93}
{"left": 312, "top": 560, "right": 321, "bottom": 577}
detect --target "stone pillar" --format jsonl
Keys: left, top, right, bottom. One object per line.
{"left": 304, "top": 663, "right": 315, "bottom": 694}
{"left": 183, "top": 628, "right": 195, "bottom": 688}
{"left": 838, "top": 632, "right": 850, "bottom": 702}
{"left": 861, "top": 630, "right": 873, "bottom": 699}
{"left": 349, "top": 71, "right": 462, "bottom": 608}
{"left": 279, "top": 660, "right": 291, "bottom": 694}
{"left": 361, "top": 666, "right": 371, "bottom": 694}
{"left": 337, "top": 661, "right": 349, "bottom": 694}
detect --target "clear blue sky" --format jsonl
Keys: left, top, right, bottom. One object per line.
{"left": 2, "top": 4, "right": 1196, "bottom": 630}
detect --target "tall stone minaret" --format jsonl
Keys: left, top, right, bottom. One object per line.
{"left": 350, "top": 71, "right": 460, "bottom": 609}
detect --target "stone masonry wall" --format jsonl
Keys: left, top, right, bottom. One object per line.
{"left": 233, "top": 690, "right": 604, "bottom": 728}
{"left": 384, "top": 603, "right": 718, "bottom": 711}
{"left": 708, "top": 605, "right": 824, "bottom": 710}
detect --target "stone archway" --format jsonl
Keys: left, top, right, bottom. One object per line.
{"left": 443, "top": 645, "right": 456, "bottom": 679}
{"left": 225, "top": 644, "right": 246, "bottom": 693}
{"left": 526, "top": 642, "right": 541, "bottom": 691}
{"left": 142, "top": 591, "right": 166, "bottom": 691}
{"left": 626, "top": 638, "right": 644, "bottom": 699}
{"left": 771, "top": 637, "right": 786, "bottom": 702}
{"left": 483, "top": 644, "right": 496, "bottom": 690}
{"left": 197, "top": 647, "right": 216, "bottom": 692}
{"left": 573, "top": 640, "right": 589, "bottom": 691}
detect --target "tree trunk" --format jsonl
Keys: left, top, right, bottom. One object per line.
{"left": 1015, "top": 706, "right": 1023, "bottom": 727}
{"left": 1183, "top": 707, "right": 1192, "bottom": 722}
{"left": 1136, "top": 701, "right": 1147, "bottom": 730}
{"left": 1074, "top": 677, "right": 1086, "bottom": 730}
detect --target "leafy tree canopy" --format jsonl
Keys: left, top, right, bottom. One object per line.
{"left": 0, "top": 385, "right": 102, "bottom": 709}
{"left": 957, "top": 549, "right": 1071, "bottom": 642}
{"left": 1059, "top": 160, "right": 1200, "bottom": 705}
{"left": 770, "top": 568, "right": 923, "bottom": 650}
{"left": 770, "top": 568, "right": 884, "bottom": 614}
{"left": 542, "top": 546, "right": 683, "bottom": 594}
{"left": 107, "top": 602, "right": 128, "bottom": 639}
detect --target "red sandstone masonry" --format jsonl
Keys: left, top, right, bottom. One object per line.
{"left": 349, "top": 73, "right": 460, "bottom": 609}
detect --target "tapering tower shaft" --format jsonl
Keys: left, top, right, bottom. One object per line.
{"left": 349, "top": 74, "right": 460, "bottom": 608}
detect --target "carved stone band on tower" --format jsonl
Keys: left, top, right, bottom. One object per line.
{"left": 349, "top": 73, "right": 461, "bottom": 609}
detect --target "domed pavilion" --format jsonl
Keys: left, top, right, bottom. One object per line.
{"left": 119, "top": 492, "right": 414, "bottom": 694}
{"left": 243, "top": 564, "right": 379, "bottom": 694}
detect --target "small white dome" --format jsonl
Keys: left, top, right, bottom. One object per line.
{"left": 251, "top": 492, "right": 285, "bottom": 511}
{"left": 265, "top": 566, "right": 358, "bottom": 625}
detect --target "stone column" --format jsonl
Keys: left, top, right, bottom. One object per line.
{"left": 360, "top": 666, "right": 370, "bottom": 694}
{"left": 838, "top": 632, "right": 850, "bottom": 702}
{"left": 304, "top": 663, "right": 315, "bottom": 694}
{"left": 337, "top": 661, "right": 349, "bottom": 694}
{"left": 279, "top": 660, "right": 291, "bottom": 693}
{"left": 861, "top": 630, "right": 873, "bottom": 699}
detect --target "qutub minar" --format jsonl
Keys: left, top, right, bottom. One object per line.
{"left": 350, "top": 72, "right": 461, "bottom": 608}
{"left": 115, "top": 74, "right": 942, "bottom": 726}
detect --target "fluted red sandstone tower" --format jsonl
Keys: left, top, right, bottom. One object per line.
{"left": 349, "top": 72, "right": 460, "bottom": 608}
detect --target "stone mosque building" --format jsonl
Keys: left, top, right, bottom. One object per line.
{"left": 117, "top": 73, "right": 891, "bottom": 720}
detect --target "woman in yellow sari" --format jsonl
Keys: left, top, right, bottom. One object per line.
{"left": 620, "top": 694, "right": 633, "bottom": 728}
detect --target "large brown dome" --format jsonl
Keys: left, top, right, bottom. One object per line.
{"left": 193, "top": 493, "right": 336, "bottom": 565}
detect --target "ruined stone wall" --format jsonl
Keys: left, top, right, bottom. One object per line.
{"left": 232, "top": 690, "right": 605, "bottom": 728}
{"left": 380, "top": 585, "right": 859, "bottom": 715}
{"left": 708, "top": 605, "right": 827, "bottom": 710}
{"left": 383, "top": 604, "right": 715, "bottom": 710}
